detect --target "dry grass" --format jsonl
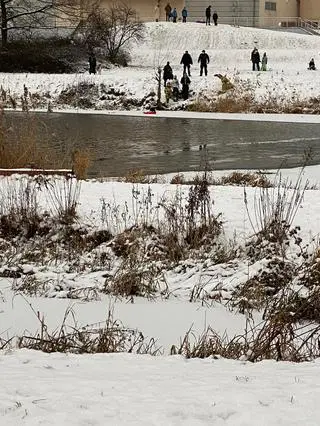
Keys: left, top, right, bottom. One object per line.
{"left": 122, "top": 169, "right": 159, "bottom": 184}
{"left": 219, "top": 171, "right": 272, "bottom": 188}
{"left": 72, "top": 149, "right": 91, "bottom": 180}
{"left": 18, "top": 306, "right": 162, "bottom": 355}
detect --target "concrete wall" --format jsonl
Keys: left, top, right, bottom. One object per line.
{"left": 99, "top": 0, "right": 184, "bottom": 21}
{"left": 184, "top": 0, "right": 260, "bottom": 24}
{"left": 300, "top": 0, "right": 320, "bottom": 20}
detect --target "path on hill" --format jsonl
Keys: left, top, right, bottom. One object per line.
{"left": 5, "top": 111, "right": 320, "bottom": 177}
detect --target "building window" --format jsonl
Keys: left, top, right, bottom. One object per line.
{"left": 265, "top": 2, "right": 276, "bottom": 11}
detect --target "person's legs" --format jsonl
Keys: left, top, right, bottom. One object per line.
{"left": 200, "top": 64, "right": 203, "bottom": 76}
{"left": 204, "top": 64, "right": 207, "bottom": 76}
{"left": 256, "top": 62, "right": 260, "bottom": 71}
{"left": 183, "top": 16, "right": 186, "bottom": 23}
{"left": 252, "top": 62, "right": 255, "bottom": 71}
{"left": 183, "top": 64, "right": 187, "bottom": 74}
{"left": 187, "top": 65, "right": 191, "bottom": 76}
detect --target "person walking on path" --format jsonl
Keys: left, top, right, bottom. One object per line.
{"left": 165, "top": 3, "right": 172, "bottom": 21}
{"left": 205, "top": 6, "right": 211, "bottom": 25}
{"left": 180, "top": 72, "right": 191, "bottom": 100}
{"left": 182, "top": 7, "right": 188, "bottom": 23}
{"left": 212, "top": 11, "right": 218, "bottom": 26}
{"left": 251, "top": 47, "right": 260, "bottom": 71}
{"left": 171, "top": 7, "right": 177, "bottom": 23}
{"left": 180, "top": 50, "right": 193, "bottom": 76}
{"left": 163, "top": 61, "right": 173, "bottom": 87}
{"left": 89, "top": 53, "right": 97, "bottom": 74}
{"left": 261, "top": 52, "right": 268, "bottom": 71}
{"left": 198, "top": 50, "right": 210, "bottom": 76}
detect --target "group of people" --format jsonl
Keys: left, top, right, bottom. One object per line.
{"left": 251, "top": 48, "right": 268, "bottom": 71}
{"left": 162, "top": 49, "right": 211, "bottom": 103}
{"left": 162, "top": 3, "right": 218, "bottom": 25}
{"left": 205, "top": 6, "right": 218, "bottom": 26}
{"left": 180, "top": 50, "right": 210, "bottom": 77}
{"left": 164, "top": 3, "right": 188, "bottom": 23}
{"left": 163, "top": 61, "right": 190, "bottom": 102}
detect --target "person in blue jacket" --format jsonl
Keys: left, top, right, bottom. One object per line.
{"left": 182, "top": 7, "right": 188, "bottom": 23}
{"left": 172, "top": 7, "right": 177, "bottom": 23}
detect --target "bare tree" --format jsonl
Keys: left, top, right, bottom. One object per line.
{"left": 81, "top": 2, "right": 145, "bottom": 64}
{"left": 0, "top": 0, "right": 80, "bottom": 47}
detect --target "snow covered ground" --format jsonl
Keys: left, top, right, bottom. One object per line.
{"left": 2, "top": 349, "right": 320, "bottom": 426}
{"left": 1, "top": 22, "right": 320, "bottom": 110}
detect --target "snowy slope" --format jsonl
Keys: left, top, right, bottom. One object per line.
{"left": 0, "top": 22, "right": 320, "bottom": 109}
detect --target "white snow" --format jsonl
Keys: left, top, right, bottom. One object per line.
{"left": 1, "top": 350, "right": 320, "bottom": 425}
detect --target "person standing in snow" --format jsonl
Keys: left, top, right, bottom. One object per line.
{"left": 154, "top": 2, "right": 160, "bottom": 22}
{"left": 171, "top": 7, "right": 177, "bottom": 23}
{"left": 251, "top": 47, "right": 260, "bottom": 71}
{"left": 89, "top": 53, "right": 96, "bottom": 74}
{"left": 163, "top": 61, "right": 173, "bottom": 86}
{"left": 212, "top": 11, "right": 218, "bottom": 26}
{"left": 164, "top": 81, "right": 172, "bottom": 104}
{"left": 180, "top": 50, "right": 193, "bottom": 76}
{"left": 308, "top": 58, "right": 316, "bottom": 70}
{"left": 171, "top": 75, "right": 180, "bottom": 101}
{"left": 182, "top": 7, "right": 188, "bottom": 23}
{"left": 205, "top": 5, "right": 211, "bottom": 26}
{"left": 261, "top": 52, "right": 268, "bottom": 71}
{"left": 180, "top": 72, "right": 191, "bottom": 100}
{"left": 165, "top": 3, "right": 172, "bottom": 21}
{"left": 198, "top": 50, "right": 210, "bottom": 76}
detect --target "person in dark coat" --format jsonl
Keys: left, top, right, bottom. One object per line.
{"left": 89, "top": 53, "right": 97, "bottom": 74}
{"left": 165, "top": 3, "right": 172, "bottom": 21}
{"left": 163, "top": 61, "right": 173, "bottom": 86}
{"left": 180, "top": 50, "right": 193, "bottom": 76}
{"left": 308, "top": 58, "right": 316, "bottom": 70}
{"left": 198, "top": 50, "right": 210, "bottom": 76}
{"left": 212, "top": 11, "right": 218, "bottom": 26}
{"left": 180, "top": 72, "right": 190, "bottom": 100}
{"left": 251, "top": 47, "right": 260, "bottom": 71}
{"left": 205, "top": 5, "right": 211, "bottom": 25}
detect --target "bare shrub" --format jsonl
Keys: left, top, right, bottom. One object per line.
{"left": 175, "top": 317, "right": 320, "bottom": 362}
{"left": 219, "top": 171, "right": 272, "bottom": 188}
{"left": 122, "top": 169, "right": 158, "bottom": 184}
{"left": 81, "top": 3, "right": 145, "bottom": 65}
{"left": 170, "top": 173, "right": 185, "bottom": 184}
{"left": 72, "top": 149, "right": 91, "bottom": 179}
{"left": 0, "top": 176, "right": 42, "bottom": 238}
{"left": 44, "top": 176, "right": 81, "bottom": 224}
{"left": 160, "top": 174, "right": 223, "bottom": 260}
{"left": 245, "top": 170, "right": 308, "bottom": 248}
{"left": 0, "top": 112, "right": 58, "bottom": 169}
{"left": 18, "top": 307, "right": 161, "bottom": 355}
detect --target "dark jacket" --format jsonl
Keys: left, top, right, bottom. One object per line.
{"left": 198, "top": 52, "right": 210, "bottom": 65}
{"left": 180, "top": 52, "right": 193, "bottom": 65}
{"left": 180, "top": 74, "right": 190, "bottom": 86}
{"left": 163, "top": 64, "right": 173, "bottom": 80}
{"left": 182, "top": 7, "right": 188, "bottom": 17}
{"left": 205, "top": 6, "right": 211, "bottom": 17}
{"left": 89, "top": 55, "right": 96, "bottom": 67}
{"left": 251, "top": 49, "right": 260, "bottom": 63}
{"left": 212, "top": 12, "right": 218, "bottom": 21}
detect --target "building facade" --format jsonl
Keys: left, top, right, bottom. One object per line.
{"left": 82, "top": 1, "right": 320, "bottom": 26}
